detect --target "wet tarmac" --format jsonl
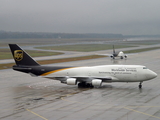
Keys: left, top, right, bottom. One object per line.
{"left": 1, "top": 49, "right": 160, "bottom": 120}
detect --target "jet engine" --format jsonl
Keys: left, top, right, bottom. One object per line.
{"left": 110, "top": 55, "right": 115, "bottom": 59}
{"left": 92, "top": 79, "right": 102, "bottom": 87}
{"left": 66, "top": 78, "right": 77, "bottom": 85}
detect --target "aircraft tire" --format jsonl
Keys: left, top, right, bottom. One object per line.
{"left": 139, "top": 82, "right": 142, "bottom": 89}
{"left": 78, "top": 82, "right": 86, "bottom": 88}
{"left": 87, "top": 83, "right": 94, "bottom": 88}
{"left": 78, "top": 83, "right": 93, "bottom": 88}
{"left": 139, "top": 84, "right": 142, "bottom": 89}
{"left": 78, "top": 83, "right": 83, "bottom": 88}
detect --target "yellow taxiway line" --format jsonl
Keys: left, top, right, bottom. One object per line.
{"left": 124, "top": 107, "right": 160, "bottom": 119}
{"left": 26, "top": 109, "right": 48, "bottom": 120}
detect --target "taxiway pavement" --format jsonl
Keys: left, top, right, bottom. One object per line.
{"left": 0, "top": 49, "right": 160, "bottom": 120}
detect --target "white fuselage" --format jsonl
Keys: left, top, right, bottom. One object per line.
{"left": 117, "top": 51, "right": 125, "bottom": 57}
{"left": 43, "top": 65, "right": 157, "bottom": 83}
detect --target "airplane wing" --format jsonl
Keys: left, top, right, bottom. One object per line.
{"left": 98, "top": 54, "right": 112, "bottom": 56}
{"left": 75, "top": 76, "right": 112, "bottom": 81}
{"left": 44, "top": 76, "right": 112, "bottom": 82}
{"left": 96, "top": 54, "right": 112, "bottom": 57}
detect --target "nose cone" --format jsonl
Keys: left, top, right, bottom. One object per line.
{"left": 152, "top": 71, "right": 158, "bottom": 78}
{"left": 118, "top": 51, "right": 124, "bottom": 56}
{"left": 147, "top": 70, "right": 157, "bottom": 80}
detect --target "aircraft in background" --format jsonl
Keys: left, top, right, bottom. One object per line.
{"left": 9, "top": 44, "right": 157, "bottom": 89}
{"left": 100, "top": 45, "right": 127, "bottom": 59}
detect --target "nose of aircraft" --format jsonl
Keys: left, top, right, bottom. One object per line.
{"left": 147, "top": 70, "right": 157, "bottom": 79}
{"left": 152, "top": 71, "right": 158, "bottom": 78}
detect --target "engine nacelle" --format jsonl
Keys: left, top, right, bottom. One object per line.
{"left": 110, "top": 55, "right": 115, "bottom": 59}
{"left": 92, "top": 79, "right": 102, "bottom": 87}
{"left": 110, "top": 55, "right": 113, "bottom": 58}
{"left": 66, "top": 78, "right": 77, "bottom": 85}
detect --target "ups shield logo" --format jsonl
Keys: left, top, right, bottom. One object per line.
{"left": 14, "top": 50, "right": 23, "bottom": 61}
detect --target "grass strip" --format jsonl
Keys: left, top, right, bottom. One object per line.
{"left": 37, "top": 44, "right": 134, "bottom": 52}
{"left": 124, "top": 47, "right": 160, "bottom": 53}
{"left": 0, "top": 49, "right": 63, "bottom": 60}
{"left": 0, "top": 55, "right": 106, "bottom": 70}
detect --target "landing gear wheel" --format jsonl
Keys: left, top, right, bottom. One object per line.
{"left": 139, "top": 82, "right": 142, "bottom": 89}
{"left": 78, "top": 82, "right": 85, "bottom": 88}
{"left": 139, "top": 84, "right": 142, "bottom": 89}
{"left": 89, "top": 84, "right": 94, "bottom": 88}
{"left": 86, "top": 83, "right": 91, "bottom": 88}
{"left": 78, "top": 83, "right": 94, "bottom": 88}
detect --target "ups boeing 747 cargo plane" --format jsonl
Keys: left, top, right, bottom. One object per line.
{"left": 9, "top": 44, "right": 157, "bottom": 88}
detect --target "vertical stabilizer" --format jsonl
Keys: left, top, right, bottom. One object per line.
{"left": 9, "top": 44, "right": 39, "bottom": 66}
{"left": 113, "top": 45, "right": 115, "bottom": 54}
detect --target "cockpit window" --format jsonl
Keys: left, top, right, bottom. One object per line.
{"left": 143, "top": 67, "right": 147, "bottom": 69}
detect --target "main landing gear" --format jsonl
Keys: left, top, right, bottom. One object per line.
{"left": 139, "top": 82, "right": 142, "bottom": 89}
{"left": 78, "top": 82, "right": 94, "bottom": 88}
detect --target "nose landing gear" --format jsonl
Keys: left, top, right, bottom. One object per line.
{"left": 139, "top": 82, "right": 142, "bottom": 89}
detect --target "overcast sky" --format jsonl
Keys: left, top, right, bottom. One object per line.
{"left": 1, "top": 0, "right": 160, "bottom": 35}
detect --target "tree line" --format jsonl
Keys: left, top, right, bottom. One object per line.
{"left": 1, "top": 31, "right": 160, "bottom": 39}
{"left": 0, "top": 31, "right": 123, "bottom": 39}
